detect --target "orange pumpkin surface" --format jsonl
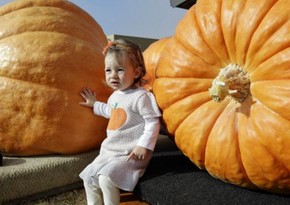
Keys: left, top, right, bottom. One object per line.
{"left": 153, "top": 0, "right": 290, "bottom": 193}
{"left": 0, "top": 0, "right": 111, "bottom": 155}
{"left": 143, "top": 37, "right": 170, "bottom": 91}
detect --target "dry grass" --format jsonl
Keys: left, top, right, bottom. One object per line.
{"left": 21, "top": 189, "right": 87, "bottom": 205}
{"left": 20, "top": 188, "right": 149, "bottom": 205}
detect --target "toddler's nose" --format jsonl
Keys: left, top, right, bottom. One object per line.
{"left": 111, "top": 71, "right": 118, "bottom": 78}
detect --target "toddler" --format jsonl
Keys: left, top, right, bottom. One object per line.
{"left": 79, "top": 39, "right": 161, "bottom": 205}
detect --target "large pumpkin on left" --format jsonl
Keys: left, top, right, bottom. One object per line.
{"left": 0, "top": 0, "right": 111, "bottom": 156}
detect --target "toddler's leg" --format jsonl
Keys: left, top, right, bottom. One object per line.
{"left": 99, "top": 175, "right": 120, "bottom": 205}
{"left": 83, "top": 181, "right": 103, "bottom": 205}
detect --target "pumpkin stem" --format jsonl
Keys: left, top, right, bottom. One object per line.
{"left": 113, "top": 102, "right": 118, "bottom": 109}
{"left": 209, "top": 64, "right": 250, "bottom": 103}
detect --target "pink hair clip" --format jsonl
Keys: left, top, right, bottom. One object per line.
{"left": 102, "top": 41, "right": 115, "bottom": 55}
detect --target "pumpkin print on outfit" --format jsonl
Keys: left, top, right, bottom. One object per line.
{"left": 107, "top": 103, "right": 127, "bottom": 131}
{"left": 153, "top": 0, "right": 290, "bottom": 194}
{"left": 0, "top": 0, "right": 111, "bottom": 156}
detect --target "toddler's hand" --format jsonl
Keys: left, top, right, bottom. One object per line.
{"left": 127, "top": 146, "right": 152, "bottom": 161}
{"left": 79, "top": 88, "right": 97, "bottom": 107}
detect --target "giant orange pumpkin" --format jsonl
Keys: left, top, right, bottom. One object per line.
{"left": 143, "top": 37, "right": 170, "bottom": 91}
{"left": 0, "top": 0, "right": 111, "bottom": 156}
{"left": 153, "top": 0, "right": 290, "bottom": 194}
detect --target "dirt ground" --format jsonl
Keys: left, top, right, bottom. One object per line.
{"left": 21, "top": 188, "right": 149, "bottom": 205}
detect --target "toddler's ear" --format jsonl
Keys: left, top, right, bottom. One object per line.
{"left": 135, "top": 67, "right": 142, "bottom": 79}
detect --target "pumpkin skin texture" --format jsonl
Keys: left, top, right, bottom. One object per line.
{"left": 143, "top": 37, "right": 170, "bottom": 91}
{"left": 0, "top": 0, "right": 111, "bottom": 155}
{"left": 153, "top": 0, "right": 290, "bottom": 194}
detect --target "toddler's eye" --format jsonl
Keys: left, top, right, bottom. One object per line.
{"left": 105, "top": 68, "right": 111, "bottom": 73}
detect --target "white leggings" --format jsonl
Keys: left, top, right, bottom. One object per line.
{"left": 83, "top": 175, "right": 120, "bottom": 205}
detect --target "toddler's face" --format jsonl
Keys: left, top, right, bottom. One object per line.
{"left": 104, "top": 54, "right": 140, "bottom": 91}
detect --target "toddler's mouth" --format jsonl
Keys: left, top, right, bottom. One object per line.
{"left": 110, "top": 81, "right": 119, "bottom": 86}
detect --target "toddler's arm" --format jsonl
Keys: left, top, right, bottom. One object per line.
{"left": 79, "top": 88, "right": 97, "bottom": 107}
{"left": 79, "top": 88, "right": 110, "bottom": 118}
{"left": 127, "top": 117, "right": 160, "bottom": 161}
{"left": 137, "top": 117, "right": 160, "bottom": 151}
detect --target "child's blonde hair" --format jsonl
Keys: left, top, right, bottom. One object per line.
{"left": 103, "top": 39, "right": 147, "bottom": 87}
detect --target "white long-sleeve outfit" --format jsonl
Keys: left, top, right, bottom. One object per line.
{"left": 80, "top": 87, "right": 161, "bottom": 204}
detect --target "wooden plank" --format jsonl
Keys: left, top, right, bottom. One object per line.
{"left": 120, "top": 192, "right": 150, "bottom": 205}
